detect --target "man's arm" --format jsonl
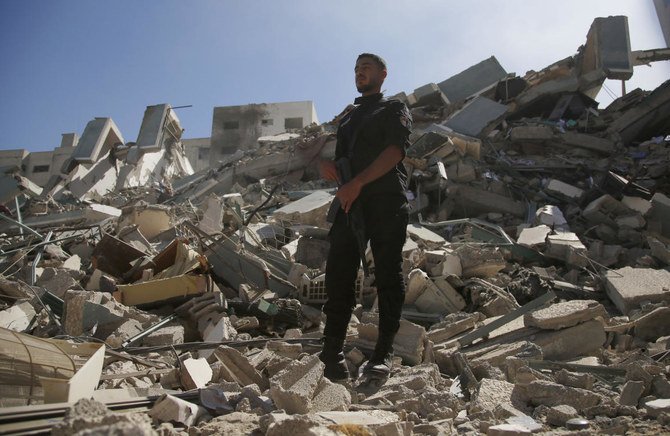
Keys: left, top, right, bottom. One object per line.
{"left": 336, "top": 144, "right": 404, "bottom": 213}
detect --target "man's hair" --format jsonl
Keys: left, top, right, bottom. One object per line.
{"left": 357, "top": 53, "right": 387, "bottom": 70}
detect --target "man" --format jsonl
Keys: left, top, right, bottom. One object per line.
{"left": 319, "top": 53, "right": 412, "bottom": 381}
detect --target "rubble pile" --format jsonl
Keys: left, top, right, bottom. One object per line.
{"left": 1, "top": 14, "right": 670, "bottom": 436}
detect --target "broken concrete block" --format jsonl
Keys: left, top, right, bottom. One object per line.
{"left": 406, "top": 224, "right": 446, "bottom": 247}
{"left": 148, "top": 394, "right": 206, "bottom": 427}
{"left": 406, "top": 269, "right": 465, "bottom": 314}
{"left": 142, "top": 325, "right": 185, "bottom": 347}
{"left": 451, "top": 184, "right": 525, "bottom": 218}
{"left": 427, "top": 315, "right": 477, "bottom": 344}
{"left": 198, "top": 194, "right": 224, "bottom": 235}
{"left": 269, "top": 355, "right": 324, "bottom": 414}
{"left": 582, "top": 194, "right": 630, "bottom": 227}
{"left": 446, "top": 161, "right": 476, "bottom": 182}
{"left": 61, "top": 255, "right": 81, "bottom": 271}
{"left": 619, "top": 380, "right": 645, "bottom": 407}
{"left": 555, "top": 369, "right": 594, "bottom": 390}
{"left": 622, "top": 195, "right": 652, "bottom": 216}
{"left": 310, "top": 377, "right": 351, "bottom": 412}
{"left": 559, "top": 132, "right": 615, "bottom": 154}
{"left": 470, "top": 378, "right": 522, "bottom": 419}
{"left": 633, "top": 307, "right": 670, "bottom": 342}
{"left": 644, "top": 398, "right": 670, "bottom": 418}
{"left": 273, "top": 190, "right": 333, "bottom": 228}
{"left": 602, "top": 267, "right": 670, "bottom": 315}
{"left": 546, "top": 404, "right": 579, "bottom": 427}
{"left": 510, "top": 125, "right": 554, "bottom": 142}
{"left": 413, "top": 82, "right": 450, "bottom": 106}
{"left": 36, "top": 267, "right": 83, "bottom": 298}
{"left": 532, "top": 319, "right": 606, "bottom": 361}
{"left": 535, "top": 205, "right": 568, "bottom": 228}
{"left": 455, "top": 245, "right": 506, "bottom": 278}
{"left": 0, "top": 301, "right": 36, "bottom": 332}
{"left": 545, "top": 179, "right": 584, "bottom": 201}
{"left": 648, "top": 236, "right": 670, "bottom": 266}
{"left": 180, "top": 357, "right": 213, "bottom": 390}
{"left": 213, "top": 346, "right": 269, "bottom": 390}
{"left": 523, "top": 300, "right": 606, "bottom": 330}
{"left": 648, "top": 192, "right": 670, "bottom": 238}
{"left": 295, "top": 237, "right": 329, "bottom": 269}
{"left": 516, "top": 380, "right": 601, "bottom": 412}
{"left": 516, "top": 225, "right": 551, "bottom": 248}
{"left": 615, "top": 213, "right": 646, "bottom": 229}
{"left": 545, "top": 231, "right": 588, "bottom": 267}
{"left": 487, "top": 423, "right": 531, "bottom": 436}
{"left": 267, "top": 341, "right": 303, "bottom": 359}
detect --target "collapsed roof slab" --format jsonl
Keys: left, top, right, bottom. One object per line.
{"left": 438, "top": 56, "right": 508, "bottom": 103}
{"left": 582, "top": 15, "right": 633, "bottom": 81}
{"left": 136, "top": 104, "right": 182, "bottom": 152}
{"left": 70, "top": 118, "right": 124, "bottom": 164}
{"left": 443, "top": 96, "right": 508, "bottom": 137}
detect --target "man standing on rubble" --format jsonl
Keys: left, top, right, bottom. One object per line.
{"left": 319, "top": 53, "right": 412, "bottom": 382}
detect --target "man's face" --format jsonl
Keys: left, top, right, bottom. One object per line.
{"left": 355, "top": 57, "right": 387, "bottom": 94}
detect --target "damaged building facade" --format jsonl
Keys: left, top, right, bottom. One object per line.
{"left": 1, "top": 15, "right": 670, "bottom": 436}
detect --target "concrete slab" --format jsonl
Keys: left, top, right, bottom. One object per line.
{"left": 180, "top": 357, "right": 212, "bottom": 390}
{"left": 535, "top": 205, "right": 568, "bottom": 228}
{"left": 602, "top": 267, "right": 670, "bottom": 315}
{"left": 273, "top": 190, "right": 333, "bottom": 228}
{"left": 619, "top": 380, "right": 645, "bottom": 406}
{"left": 532, "top": 319, "right": 606, "bottom": 361}
{"left": 269, "top": 355, "right": 324, "bottom": 414}
{"left": 516, "top": 225, "right": 551, "bottom": 248}
{"left": 622, "top": 195, "right": 652, "bottom": 216}
{"left": 633, "top": 306, "right": 670, "bottom": 341}
{"left": 148, "top": 394, "right": 206, "bottom": 427}
{"left": 413, "top": 82, "right": 450, "bottom": 106}
{"left": 70, "top": 118, "right": 124, "bottom": 164}
{"left": 509, "top": 125, "right": 554, "bottom": 142}
{"left": 583, "top": 16, "right": 633, "bottom": 80}
{"left": 518, "top": 380, "right": 602, "bottom": 412}
{"left": 438, "top": 56, "right": 507, "bottom": 103}
{"left": 524, "top": 300, "right": 606, "bottom": 330}
{"left": 470, "top": 378, "right": 519, "bottom": 418}
{"left": 545, "top": 179, "right": 584, "bottom": 200}
{"left": 406, "top": 224, "right": 446, "bottom": 246}
{"left": 310, "top": 377, "right": 351, "bottom": 412}
{"left": 487, "top": 423, "right": 531, "bottom": 436}
{"left": 444, "top": 96, "right": 508, "bottom": 137}
{"left": 546, "top": 405, "right": 579, "bottom": 427}
{"left": 213, "top": 345, "right": 269, "bottom": 390}
{"left": 644, "top": 398, "right": 670, "bottom": 418}
{"left": 0, "top": 301, "right": 36, "bottom": 332}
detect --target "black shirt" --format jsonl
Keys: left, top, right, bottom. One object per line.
{"left": 335, "top": 93, "right": 412, "bottom": 202}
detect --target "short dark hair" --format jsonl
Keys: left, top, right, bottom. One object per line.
{"left": 357, "top": 53, "right": 387, "bottom": 70}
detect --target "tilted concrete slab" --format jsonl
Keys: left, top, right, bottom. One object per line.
{"left": 438, "top": 56, "right": 507, "bottom": 103}
{"left": 71, "top": 118, "right": 124, "bottom": 164}
{"left": 524, "top": 300, "right": 607, "bottom": 330}
{"left": 603, "top": 267, "right": 670, "bottom": 314}
{"left": 443, "top": 96, "right": 508, "bottom": 137}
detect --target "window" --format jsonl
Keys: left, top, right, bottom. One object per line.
{"left": 198, "top": 147, "right": 209, "bottom": 160}
{"left": 32, "top": 165, "right": 50, "bottom": 173}
{"left": 284, "top": 117, "right": 303, "bottom": 129}
{"left": 223, "top": 121, "right": 239, "bottom": 130}
{"left": 261, "top": 119, "right": 274, "bottom": 126}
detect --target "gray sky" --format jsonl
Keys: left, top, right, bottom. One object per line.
{"left": 1, "top": 0, "right": 668, "bottom": 152}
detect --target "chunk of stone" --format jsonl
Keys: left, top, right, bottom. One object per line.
{"left": 148, "top": 394, "right": 206, "bottom": 427}
{"left": 310, "top": 377, "right": 351, "bottom": 412}
{"left": 470, "top": 378, "right": 522, "bottom": 418}
{"left": 213, "top": 345, "right": 269, "bottom": 390}
{"left": 619, "top": 381, "right": 645, "bottom": 407}
{"left": 267, "top": 341, "right": 303, "bottom": 359}
{"left": 602, "top": 267, "right": 670, "bottom": 314}
{"left": 0, "top": 301, "right": 36, "bottom": 332}
{"left": 546, "top": 404, "right": 579, "bottom": 427}
{"left": 142, "top": 325, "right": 185, "bottom": 347}
{"left": 269, "top": 355, "right": 324, "bottom": 414}
{"left": 516, "top": 225, "right": 551, "bottom": 248}
{"left": 531, "top": 319, "right": 606, "bottom": 361}
{"left": 524, "top": 300, "right": 606, "bottom": 330}
{"left": 645, "top": 398, "right": 670, "bottom": 418}
{"left": 354, "top": 316, "right": 426, "bottom": 365}
{"left": 555, "top": 369, "right": 594, "bottom": 390}
{"left": 633, "top": 307, "right": 670, "bottom": 342}
{"left": 53, "top": 398, "right": 156, "bottom": 436}
{"left": 515, "top": 380, "right": 601, "bottom": 412}
{"left": 180, "top": 357, "right": 213, "bottom": 390}
{"left": 545, "top": 179, "right": 584, "bottom": 200}
{"left": 37, "top": 267, "right": 83, "bottom": 297}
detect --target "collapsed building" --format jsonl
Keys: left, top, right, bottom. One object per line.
{"left": 0, "top": 15, "right": 670, "bottom": 435}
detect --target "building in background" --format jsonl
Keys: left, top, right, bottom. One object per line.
{"left": 207, "top": 101, "right": 319, "bottom": 167}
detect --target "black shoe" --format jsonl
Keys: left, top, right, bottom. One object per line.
{"left": 318, "top": 336, "right": 350, "bottom": 381}
{"left": 363, "top": 341, "right": 394, "bottom": 376}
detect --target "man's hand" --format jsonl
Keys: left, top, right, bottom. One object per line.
{"left": 319, "top": 159, "right": 340, "bottom": 183}
{"left": 336, "top": 178, "right": 363, "bottom": 213}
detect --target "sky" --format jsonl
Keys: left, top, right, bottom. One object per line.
{"left": 1, "top": 1, "right": 668, "bottom": 153}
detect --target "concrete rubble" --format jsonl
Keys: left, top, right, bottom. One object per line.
{"left": 1, "top": 15, "right": 670, "bottom": 435}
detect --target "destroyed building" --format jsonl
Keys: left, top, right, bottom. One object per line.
{"left": 1, "top": 15, "right": 670, "bottom": 436}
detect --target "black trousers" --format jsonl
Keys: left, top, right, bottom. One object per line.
{"left": 323, "top": 196, "right": 408, "bottom": 339}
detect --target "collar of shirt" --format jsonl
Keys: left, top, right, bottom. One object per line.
{"left": 353, "top": 92, "right": 383, "bottom": 106}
